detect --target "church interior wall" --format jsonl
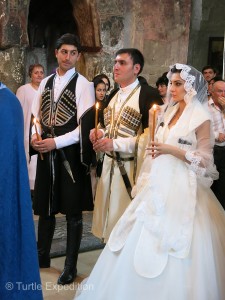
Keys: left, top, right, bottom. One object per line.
{"left": 0, "top": 0, "right": 223, "bottom": 93}
{"left": 188, "top": 0, "right": 225, "bottom": 77}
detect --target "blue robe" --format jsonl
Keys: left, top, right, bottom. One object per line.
{"left": 0, "top": 83, "right": 43, "bottom": 299}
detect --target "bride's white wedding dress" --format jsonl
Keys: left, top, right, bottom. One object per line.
{"left": 75, "top": 100, "right": 225, "bottom": 300}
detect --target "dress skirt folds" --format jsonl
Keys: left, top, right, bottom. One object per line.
{"left": 75, "top": 156, "right": 225, "bottom": 300}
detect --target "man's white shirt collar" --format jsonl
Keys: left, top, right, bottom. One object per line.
{"left": 54, "top": 68, "right": 76, "bottom": 101}
{"left": 209, "top": 97, "right": 222, "bottom": 112}
{"left": 56, "top": 67, "right": 76, "bottom": 80}
{"left": 119, "top": 78, "right": 139, "bottom": 94}
{"left": 117, "top": 79, "right": 140, "bottom": 104}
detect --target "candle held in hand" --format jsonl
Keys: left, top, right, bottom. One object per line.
{"left": 151, "top": 104, "right": 157, "bottom": 141}
{"left": 33, "top": 118, "right": 44, "bottom": 160}
{"left": 95, "top": 102, "right": 99, "bottom": 140}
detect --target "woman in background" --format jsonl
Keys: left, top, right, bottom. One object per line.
{"left": 91, "top": 78, "right": 107, "bottom": 197}
{"left": 16, "top": 63, "right": 44, "bottom": 191}
{"left": 92, "top": 77, "right": 107, "bottom": 126}
{"left": 92, "top": 73, "right": 110, "bottom": 95}
{"left": 156, "top": 73, "right": 169, "bottom": 104}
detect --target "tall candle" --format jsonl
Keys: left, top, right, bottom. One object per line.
{"left": 95, "top": 102, "right": 99, "bottom": 139}
{"left": 151, "top": 104, "right": 157, "bottom": 141}
{"left": 34, "top": 118, "right": 44, "bottom": 160}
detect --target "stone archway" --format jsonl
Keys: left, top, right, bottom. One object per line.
{"left": 27, "top": 0, "right": 101, "bottom": 77}
{"left": 0, "top": 0, "right": 101, "bottom": 91}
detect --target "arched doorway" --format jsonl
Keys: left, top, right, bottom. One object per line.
{"left": 27, "top": 0, "right": 101, "bottom": 77}
{"left": 28, "top": 0, "right": 78, "bottom": 74}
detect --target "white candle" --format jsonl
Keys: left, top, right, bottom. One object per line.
{"left": 151, "top": 104, "right": 157, "bottom": 141}
{"left": 95, "top": 102, "right": 99, "bottom": 140}
{"left": 33, "top": 118, "right": 44, "bottom": 160}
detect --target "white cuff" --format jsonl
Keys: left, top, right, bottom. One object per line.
{"left": 113, "top": 137, "right": 136, "bottom": 153}
{"left": 54, "top": 127, "right": 80, "bottom": 149}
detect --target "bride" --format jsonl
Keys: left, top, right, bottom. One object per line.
{"left": 75, "top": 64, "right": 225, "bottom": 300}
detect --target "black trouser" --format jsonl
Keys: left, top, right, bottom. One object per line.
{"left": 211, "top": 145, "right": 225, "bottom": 209}
{"left": 37, "top": 213, "right": 82, "bottom": 269}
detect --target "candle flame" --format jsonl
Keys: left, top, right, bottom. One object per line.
{"left": 153, "top": 104, "right": 157, "bottom": 111}
{"left": 33, "top": 118, "right": 40, "bottom": 125}
{"left": 96, "top": 102, "right": 99, "bottom": 109}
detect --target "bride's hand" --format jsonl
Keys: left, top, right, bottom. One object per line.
{"left": 146, "top": 141, "right": 176, "bottom": 158}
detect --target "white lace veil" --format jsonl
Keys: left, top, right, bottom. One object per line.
{"left": 166, "top": 63, "right": 208, "bottom": 105}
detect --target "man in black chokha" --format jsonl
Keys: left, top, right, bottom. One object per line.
{"left": 31, "top": 33, "right": 95, "bottom": 285}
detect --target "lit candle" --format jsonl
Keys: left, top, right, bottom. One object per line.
{"left": 33, "top": 118, "right": 44, "bottom": 160}
{"left": 95, "top": 102, "right": 99, "bottom": 140}
{"left": 151, "top": 104, "right": 157, "bottom": 141}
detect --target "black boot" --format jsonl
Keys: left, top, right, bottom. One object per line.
{"left": 57, "top": 215, "right": 83, "bottom": 285}
{"left": 37, "top": 215, "right": 55, "bottom": 268}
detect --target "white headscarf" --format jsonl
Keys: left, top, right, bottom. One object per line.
{"left": 166, "top": 63, "right": 208, "bottom": 104}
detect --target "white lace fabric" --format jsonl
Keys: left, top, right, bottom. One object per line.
{"left": 185, "top": 151, "right": 205, "bottom": 176}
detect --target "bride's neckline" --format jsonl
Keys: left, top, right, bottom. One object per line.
{"left": 168, "top": 108, "right": 184, "bottom": 129}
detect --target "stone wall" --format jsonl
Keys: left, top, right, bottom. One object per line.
{"left": 85, "top": 0, "right": 192, "bottom": 87}
{"left": 0, "top": 0, "right": 29, "bottom": 92}
{"left": 1, "top": 0, "right": 219, "bottom": 94}
{"left": 125, "top": 0, "right": 191, "bottom": 84}
{"left": 188, "top": 0, "right": 225, "bottom": 76}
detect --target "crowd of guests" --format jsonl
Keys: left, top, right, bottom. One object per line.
{"left": 1, "top": 32, "right": 225, "bottom": 299}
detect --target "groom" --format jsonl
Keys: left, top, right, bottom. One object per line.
{"left": 90, "top": 48, "right": 162, "bottom": 242}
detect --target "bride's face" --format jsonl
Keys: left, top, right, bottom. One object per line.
{"left": 169, "top": 73, "right": 186, "bottom": 102}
